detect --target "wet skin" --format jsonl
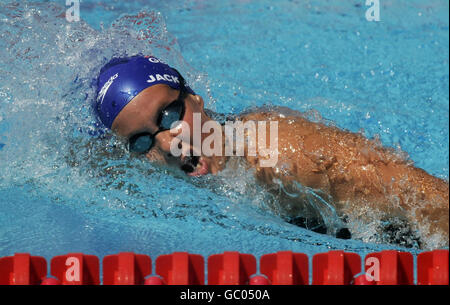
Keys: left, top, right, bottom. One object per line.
{"left": 112, "top": 84, "right": 449, "bottom": 248}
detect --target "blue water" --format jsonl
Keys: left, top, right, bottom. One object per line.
{"left": 0, "top": 0, "right": 448, "bottom": 269}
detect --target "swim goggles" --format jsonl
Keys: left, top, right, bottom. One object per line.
{"left": 127, "top": 72, "right": 187, "bottom": 154}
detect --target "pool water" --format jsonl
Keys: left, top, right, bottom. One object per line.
{"left": 0, "top": 0, "right": 448, "bottom": 264}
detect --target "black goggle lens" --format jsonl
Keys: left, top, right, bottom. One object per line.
{"left": 128, "top": 70, "right": 187, "bottom": 154}
{"left": 159, "top": 98, "right": 185, "bottom": 130}
{"left": 128, "top": 93, "right": 186, "bottom": 154}
{"left": 128, "top": 133, "right": 154, "bottom": 154}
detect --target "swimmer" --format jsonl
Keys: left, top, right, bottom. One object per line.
{"left": 95, "top": 55, "right": 449, "bottom": 248}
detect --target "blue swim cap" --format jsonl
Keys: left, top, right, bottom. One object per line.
{"left": 95, "top": 55, "right": 195, "bottom": 129}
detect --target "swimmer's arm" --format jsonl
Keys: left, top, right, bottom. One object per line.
{"left": 295, "top": 119, "right": 449, "bottom": 240}
{"left": 242, "top": 112, "right": 449, "bottom": 240}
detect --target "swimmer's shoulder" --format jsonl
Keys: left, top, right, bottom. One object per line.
{"left": 237, "top": 105, "right": 308, "bottom": 123}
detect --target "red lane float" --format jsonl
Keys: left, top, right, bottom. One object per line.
{"left": 103, "top": 252, "right": 151, "bottom": 285}
{"left": 312, "top": 250, "right": 361, "bottom": 285}
{"left": 1, "top": 250, "right": 448, "bottom": 285}
{"left": 363, "top": 250, "right": 413, "bottom": 285}
{"left": 144, "top": 276, "right": 165, "bottom": 285}
{"left": 417, "top": 249, "right": 449, "bottom": 285}
{"left": 353, "top": 273, "right": 375, "bottom": 285}
{"left": 41, "top": 277, "right": 62, "bottom": 285}
{"left": 156, "top": 252, "right": 204, "bottom": 285}
{"left": 260, "top": 251, "right": 308, "bottom": 285}
{"left": 0, "top": 253, "right": 47, "bottom": 285}
{"left": 208, "top": 251, "right": 257, "bottom": 285}
{"left": 50, "top": 253, "right": 100, "bottom": 285}
{"left": 249, "top": 275, "right": 271, "bottom": 285}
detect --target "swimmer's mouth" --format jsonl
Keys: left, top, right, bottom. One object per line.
{"left": 180, "top": 156, "right": 209, "bottom": 176}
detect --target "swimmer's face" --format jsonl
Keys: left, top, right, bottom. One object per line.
{"left": 111, "top": 84, "right": 216, "bottom": 176}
